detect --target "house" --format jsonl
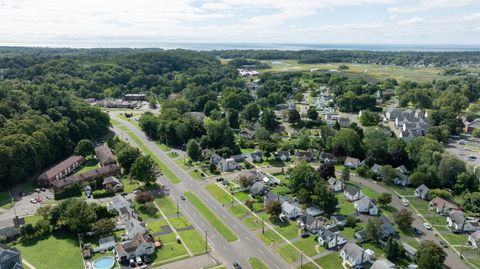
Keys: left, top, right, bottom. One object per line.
{"left": 344, "top": 185, "right": 364, "bottom": 201}
{"left": 393, "top": 170, "right": 410, "bottom": 186}
{"left": 231, "top": 154, "right": 246, "bottom": 163}
{"left": 275, "top": 151, "right": 291, "bottom": 161}
{"left": 414, "top": 184, "right": 430, "bottom": 200}
{"left": 103, "top": 176, "right": 124, "bottom": 192}
{"left": 371, "top": 259, "right": 395, "bottom": 269}
{"left": 468, "top": 230, "right": 480, "bottom": 249}
{"left": 236, "top": 170, "right": 259, "bottom": 181}
{"left": 306, "top": 206, "right": 324, "bottom": 217}
{"left": 354, "top": 196, "right": 378, "bottom": 216}
{"left": 402, "top": 243, "right": 417, "bottom": 260}
{"left": 331, "top": 214, "right": 347, "bottom": 227}
{"left": 246, "top": 152, "right": 263, "bottom": 163}
{"left": 328, "top": 177, "right": 344, "bottom": 192}
{"left": 95, "top": 144, "right": 116, "bottom": 166}
{"left": 125, "top": 217, "right": 147, "bottom": 239}
{"left": 370, "top": 164, "right": 382, "bottom": 174}
{"left": 356, "top": 217, "right": 395, "bottom": 240}
{"left": 464, "top": 119, "right": 480, "bottom": 133}
{"left": 447, "top": 210, "right": 479, "bottom": 233}
{"left": 298, "top": 214, "right": 323, "bottom": 233}
{"left": 344, "top": 157, "right": 361, "bottom": 169}
{"left": 263, "top": 191, "right": 288, "bottom": 207}
{"left": 0, "top": 244, "right": 22, "bottom": 269}
{"left": 396, "top": 165, "right": 408, "bottom": 174}
{"left": 319, "top": 151, "right": 337, "bottom": 164}
{"left": 51, "top": 164, "right": 121, "bottom": 190}
{"left": 338, "top": 117, "right": 350, "bottom": 128}
{"left": 281, "top": 201, "right": 302, "bottom": 220}
{"left": 250, "top": 181, "right": 267, "bottom": 197}
{"left": 239, "top": 129, "right": 255, "bottom": 140}
{"left": 218, "top": 158, "right": 238, "bottom": 172}
{"left": 108, "top": 196, "right": 132, "bottom": 213}
{"left": 209, "top": 153, "right": 223, "bottom": 166}
{"left": 262, "top": 176, "right": 281, "bottom": 186}
{"left": 339, "top": 243, "right": 373, "bottom": 268}
{"left": 115, "top": 234, "right": 155, "bottom": 262}
{"left": 429, "top": 197, "right": 458, "bottom": 215}
{"left": 295, "top": 150, "right": 314, "bottom": 162}
{"left": 0, "top": 217, "right": 24, "bottom": 240}
{"left": 93, "top": 235, "right": 116, "bottom": 253}
{"left": 317, "top": 226, "right": 347, "bottom": 249}
{"left": 37, "top": 155, "right": 85, "bottom": 185}
{"left": 124, "top": 93, "right": 146, "bottom": 101}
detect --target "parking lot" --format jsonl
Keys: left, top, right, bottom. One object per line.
{"left": 445, "top": 137, "right": 480, "bottom": 167}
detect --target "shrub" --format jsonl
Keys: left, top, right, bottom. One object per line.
{"left": 143, "top": 202, "right": 158, "bottom": 216}
{"left": 54, "top": 184, "right": 82, "bottom": 200}
{"left": 135, "top": 191, "right": 155, "bottom": 204}
{"left": 92, "top": 189, "right": 115, "bottom": 199}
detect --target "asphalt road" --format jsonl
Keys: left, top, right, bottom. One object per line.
{"left": 346, "top": 172, "right": 471, "bottom": 269}
{"left": 111, "top": 114, "right": 292, "bottom": 269}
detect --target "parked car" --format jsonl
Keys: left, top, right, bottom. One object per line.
{"left": 46, "top": 194, "right": 53, "bottom": 200}
{"left": 439, "top": 240, "right": 448, "bottom": 248}
{"left": 135, "top": 256, "right": 142, "bottom": 265}
{"left": 423, "top": 223, "right": 432, "bottom": 230}
{"left": 216, "top": 177, "right": 224, "bottom": 182}
{"left": 35, "top": 188, "right": 41, "bottom": 193}
{"left": 19, "top": 191, "right": 26, "bottom": 197}
{"left": 301, "top": 232, "right": 310, "bottom": 238}
{"left": 142, "top": 256, "right": 151, "bottom": 264}
{"left": 468, "top": 155, "right": 477, "bottom": 160}
{"left": 180, "top": 195, "right": 186, "bottom": 201}
{"left": 233, "top": 261, "right": 242, "bottom": 269}
{"left": 35, "top": 198, "right": 42, "bottom": 203}
{"left": 30, "top": 199, "right": 37, "bottom": 204}
{"left": 40, "top": 188, "right": 46, "bottom": 192}
{"left": 413, "top": 227, "right": 422, "bottom": 236}
{"left": 129, "top": 258, "right": 136, "bottom": 267}
{"left": 401, "top": 199, "right": 409, "bottom": 206}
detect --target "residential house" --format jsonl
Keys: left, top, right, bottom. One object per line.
{"left": 298, "top": 214, "right": 323, "bottom": 233}
{"left": 396, "top": 165, "right": 408, "bottom": 174}
{"left": 188, "top": 112, "right": 206, "bottom": 122}
{"left": 0, "top": 218, "right": 24, "bottom": 240}
{"left": 354, "top": 196, "right": 378, "bottom": 216}
{"left": 115, "top": 234, "right": 155, "bottom": 263}
{"left": 275, "top": 151, "right": 291, "bottom": 161}
{"left": 319, "top": 151, "right": 337, "bottom": 164}
{"left": 218, "top": 158, "right": 238, "bottom": 172}
{"left": 281, "top": 201, "right": 303, "bottom": 220}
{"left": 371, "top": 259, "right": 395, "bottom": 269}
{"left": 209, "top": 153, "right": 223, "bottom": 166}
{"left": 230, "top": 154, "right": 246, "bottom": 163}
{"left": 328, "top": 177, "right": 344, "bottom": 192}
{"left": 331, "top": 214, "right": 347, "bottom": 227}
{"left": 393, "top": 170, "right": 410, "bottom": 186}
{"left": 295, "top": 150, "right": 314, "bottom": 162}
{"left": 0, "top": 244, "right": 22, "bottom": 269}
{"left": 429, "top": 197, "right": 458, "bottom": 215}
{"left": 37, "top": 156, "right": 85, "bottom": 185}
{"left": 263, "top": 191, "right": 288, "bottom": 207}
{"left": 51, "top": 164, "right": 121, "bottom": 190}
{"left": 103, "top": 176, "right": 124, "bottom": 192}
{"left": 236, "top": 170, "right": 259, "bottom": 181}
{"left": 239, "top": 129, "right": 255, "bottom": 140}
{"left": 246, "top": 152, "right": 263, "bottom": 163}
{"left": 447, "top": 210, "right": 479, "bottom": 233}
{"left": 262, "top": 175, "right": 281, "bottom": 186}
{"left": 124, "top": 93, "right": 146, "bottom": 101}
{"left": 250, "top": 181, "right": 267, "bottom": 197}
{"left": 306, "top": 206, "right": 324, "bottom": 217}
{"left": 378, "top": 216, "right": 396, "bottom": 238}
{"left": 370, "top": 164, "right": 382, "bottom": 174}
{"left": 387, "top": 108, "right": 430, "bottom": 140}
{"left": 338, "top": 117, "right": 350, "bottom": 128}
{"left": 317, "top": 226, "right": 347, "bottom": 249}
{"left": 344, "top": 157, "right": 361, "bottom": 169}
{"left": 125, "top": 218, "right": 147, "bottom": 239}
{"left": 95, "top": 144, "right": 116, "bottom": 166}
{"left": 344, "top": 185, "right": 364, "bottom": 201}
{"left": 414, "top": 184, "right": 430, "bottom": 200}
{"left": 108, "top": 196, "right": 132, "bottom": 213}
{"left": 93, "top": 235, "right": 116, "bottom": 253}
{"left": 339, "top": 243, "right": 373, "bottom": 268}
{"left": 402, "top": 243, "right": 417, "bottom": 260}
{"left": 468, "top": 230, "right": 480, "bottom": 249}
{"left": 464, "top": 119, "right": 480, "bottom": 133}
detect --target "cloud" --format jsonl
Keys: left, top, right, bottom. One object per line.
{"left": 388, "top": 0, "right": 478, "bottom": 13}
{"left": 396, "top": 17, "right": 425, "bottom": 25}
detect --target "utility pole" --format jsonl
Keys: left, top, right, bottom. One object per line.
{"left": 460, "top": 231, "right": 467, "bottom": 259}
{"left": 176, "top": 198, "right": 179, "bottom": 218}
{"left": 205, "top": 231, "right": 208, "bottom": 253}
{"left": 262, "top": 220, "right": 265, "bottom": 234}
{"left": 300, "top": 250, "right": 304, "bottom": 268}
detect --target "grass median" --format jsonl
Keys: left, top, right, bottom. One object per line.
{"left": 248, "top": 257, "right": 269, "bottom": 269}
{"left": 122, "top": 129, "right": 180, "bottom": 183}
{"left": 184, "top": 192, "right": 237, "bottom": 242}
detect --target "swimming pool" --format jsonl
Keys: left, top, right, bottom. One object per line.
{"left": 92, "top": 256, "right": 115, "bottom": 269}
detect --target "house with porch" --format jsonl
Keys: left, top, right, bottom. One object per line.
{"left": 339, "top": 243, "right": 374, "bottom": 268}
{"left": 344, "top": 185, "right": 364, "bottom": 201}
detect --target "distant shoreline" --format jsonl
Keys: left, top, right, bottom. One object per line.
{"left": 2, "top": 42, "right": 480, "bottom": 52}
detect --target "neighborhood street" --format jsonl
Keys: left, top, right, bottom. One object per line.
{"left": 111, "top": 114, "right": 293, "bottom": 269}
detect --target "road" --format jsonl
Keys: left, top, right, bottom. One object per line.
{"left": 345, "top": 172, "right": 470, "bottom": 269}
{"left": 111, "top": 114, "right": 292, "bottom": 269}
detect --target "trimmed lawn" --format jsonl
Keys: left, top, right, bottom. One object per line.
{"left": 205, "top": 184, "right": 231, "bottom": 205}
{"left": 110, "top": 118, "right": 121, "bottom": 125}
{"left": 134, "top": 201, "right": 162, "bottom": 220}
{"left": 233, "top": 191, "right": 250, "bottom": 203}
{"left": 379, "top": 205, "right": 397, "bottom": 218}
{"left": 342, "top": 227, "right": 357, "bottom": 240}
{"left": 178, "top": 230, "right": 207, "bottom": 255}
{"left": 403, "top": 240, "right": 420, "bottom": 249}
{"left": 24, "top": 215, "right": 43, "bottom": 225}
{"left": 243, "top": 216, "right": 263, "bottom": 230}
{"left": 293, "top": 238, "right": 320, "bottom": 257}
{"left": 276, "top": 244, "right": 300, "bottom": 263}
{"left": 189, "top": 170, "right": 204, "bottom": 180}
{"left": 155, "top": 196, "right": 178, "bottom": 216}
{"left": 74, "top": 157, "right": 99, "bottom": 175}
{"left": 336, "top": 194, "right": 355, "bottom": 215}
{"left": 169, "top": 217, "right": 191, "bottom": 229}
{"left": 120, "top": 178, "right": 143, "bottom": 193}
{"left": 228, "top": 206, "right": 249, "bottom": 218}
{"left": 423, "top": 214, "right": 447, "bottom": 226}
{"left": 441, "top": 232, "right": 469, "bottom": 245}
{"left": 360, "top": 187, "right": 380, "bottom": 199}
{"left": 147, "top": 219, "right": 168, "bottom": 234}
{"left": 12, "top": 233, "right": 84, "bottom": 269}
{"left": 151, "top": 234, "right": 189, "bottom": 264}
{"left": 174, "top": 158, "right": 189, "bottom": 170}
{"left": 361, "top": 242, "right": 385, "bottom": 259}
{"left": 271, "top": 185, "right": 291, "bottom": 195}
{"left": 259, "top": 229, "right": 283, "bottom": 244}
{"left": 167, "top": 152, "right": 179, "bottom": 158}
{"left": 407, "top": 197, "right": 430, "bottom": 211}
{"left": 274, "top": 222, "right": 300, "bottom": 240}
{"left": 184, "top": 192, "right": 238, "bottom": 242}
{"left": 275, "top": 174, "right": 291, "bottom": 185}
{"left": 241, "top": 148, "right": 257, "bottom": 154}
{"left": 315, "top": 252, "right": 343, "bottom": 269}
{"left": 248, "top": 257, "right": 269, "bottom": 269}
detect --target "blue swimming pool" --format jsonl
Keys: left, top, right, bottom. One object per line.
{"left": 92, "top": 256, "right": 115, "bottom": 269}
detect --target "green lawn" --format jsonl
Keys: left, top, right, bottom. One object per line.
{"left": 424, "top": 214, "right": 447, "bottom": 226}
{"left": 12, "top": 234, "right": 84, "bottom": 269}
{"left": 361, "top": 242, "right": 385, "bottom": 259}
{"left": 178, "top": 230, "right": 208, "bottom": 255}
{"left": 274, "top": 174, "right": 291, "bottom": 185}
{"left": 441, "top": 232, "right": 469, "bottom": 245}
{"left": 155, "top": 196, "right": 178, "bottom": 216}
{"left": 155, "top": 142, "right": 171, "bottom": 152}
{"left": 74, "top": 157, "right": 99, "bottom": 175}
{"left": 342, "top": 227, "right": 356, "bottom": 240}
{"left": 0, "top": 190, "right": 13, "bottom": 209}
{"left": 110, "top": 118, "right": 121, "bottom": 125}
{"left": 274, "top": 222, "right": 300, "bottom": 240}
{"left": 184, "top": 192, "right": 238, "bottom": 242}
{"left": 407, "top": 197, "right": 430, "bottom": 211}
{"left": 134, "top": 201, "right": 162, "bottom": 220}
{"left": 120, "top": 178, "right": 143, "bottom": 193}
{"left": 189, "top": 169, "right": 204, "bottom": 180}
{"left": 315, "top": 252, "right": 343, "bottom": 269}
{"left": 293, "top": 238, "right": 320, "bottom": 257}
{"left": 276, "top": 244, "right": 300, "bottom": 263}
{"left": 336, "top": 194, "right": 355, "bottom": 215}
{"left": 379, "top": 205, "right": 397, "bottom": 218}
{"left": 248, "top": 257, "right": 269, "bottom": 269}
{"left": 259, "top": 229, "right": 283, "bottom": 244}
{"left": 205, "top": 184, "right": 232, "bottom": 205}
{"left": 361, "top": 187, "right": 380, "bottom": 199}
{"left": 228, "top": 205, "right": 249, "bottom": 218}
{"left": 152, "top": 232, "right": 189, "bottom": 265}
{"left": 233, "top": 191, "right": 250, "bottom": 203}
{"left": 169, "top": 217, "right": 191, "bottom": 229}
{"left": 147, "top": 219, "right": 168, "bottom": 234}
{"left": 242, "top": 216, "right": 263, "bottom": 230}
{"left": 24, "top": 215, "right": 43, "bottom": 225}
{"left": 271, "top": 185, "right": 291, "bottom": 195}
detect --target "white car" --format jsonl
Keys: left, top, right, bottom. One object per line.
{"left": 30, "top": 199, "right": 37, "bottom": 204}
{"left": 401, "top": 199, "right": 409, "bottom": 206}
{"left": 46, "top": 194, "right": 53, "bottom": 200}
{"left": 423, "top": 223, "right": 432, "bottom": 230}
{"left": 135, "top": 256, "right": 143, "bottom": 265}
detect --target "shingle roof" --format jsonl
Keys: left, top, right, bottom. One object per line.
{"left": 371, "top": 259, "right": 395, "bottom": 269}
{"left": 345, "top": 185, "right": 360, "bottom": 196}
{"left": 39, "top": 156, "right": 84, "bottom": 180}
{"left": 95, "top": 144, "right": 116, "bottom": 166}
{"left": 341, "top": 242, "right": 364, "bottom": 260}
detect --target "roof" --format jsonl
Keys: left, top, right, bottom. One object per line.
{"left": 264, "top": 191, "right": 288, "bottom": 204}
{"left": 251, "top": 182, "right": 266, "bottom": 194}
{"left": 117, "top": 234, "right": 154, "bottom": 254}
{"left": 95, "top": 144, "right": 116, "bottom": 165}
{"left": 249, "top": 152, "right": 263, "bottom": 158}
{"left": 470, "top": 230, "right": 480, "bottom": 240}
{"left": 282, "top": 201, "right": 301, "bottom": 214}
{"left": 396, "top": 165, "right": 408, "bottom": 173}
{"left": 276, "top": 151, "right": 291, "bottom": 157}
{"left": 51, "top": 164, "right": 120, "bottom": 189}
{"left": 355, "top": 196, "right": 374, "bottom": 209}
{"left": 295, "top": 151, "right": 313, "bottom": 158}
{"left": 319, "top": 151, "right": 336, "bottom": 160}
{"left": 344, "top": 157, "right": 360, "bottom": 165}
{"left": 306, "top": 206, "right": 324, "bottom": 216}
{"left": 416, "top": 184, "right": 429, "bottom": 194}
{"left": 401, "top": 243, "right": 417, "bottom": 255}
{"left": 371, "top": 164, "right": 382, "bottom": 172}
{"left": 430, "top": 197, "right": 458, "bottom": 211}
{"left": 103, "top": 176, "right": 121, "bottom": 185}
{"left": 341, "top": 242, "right": 365, "bottom": 260}
{"left": 344, "top": 185, "right": 360, "bottom": 196}
{"left": 39, "top": 156, "right": 84, "bottom": 180}
{"left": 448, "top": 210, "right": 466, "bottom": 226}
{"left": 99, "top": 235, "right": 115, "bottom": 247}
{"left": 371, "top": 259, "right": 395, "bottom": 269}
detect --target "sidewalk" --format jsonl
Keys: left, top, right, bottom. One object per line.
{"left": 151, "top": 253, "right": 218, "bottom": 269}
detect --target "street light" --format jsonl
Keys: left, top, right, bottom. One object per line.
{"left": 300, "top": 250, "right": 304, "bottom": 268}
{"left": 205, "top": 230, "right": 209, "bottom": 253}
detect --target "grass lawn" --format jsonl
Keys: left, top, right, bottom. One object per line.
{"left": 274, "top": 174, "right": 291, "bottom": 185}
{"left": 120, "top": 178, "right": 143, "bottom": 193}
{"left": 379, "top": 205, "right": 397, "bottom": 218}
{"left": 147, "top": 219, "right": 168, "bottom": 233}
{"left": 228, "top": 205, "right": 249, "bottom": 218}
{"left": 424, "top": 214, "right": 447, "bottom": 226}
{"left": 240, "top": 148, "right": 257, "bottom": 154}
{"left": 361, "top": 242, "right": 385, "bottom": 259}
{"left": 205, "top": 184, "right": 232, "bottom": 205}
{"left": 441, "top": 232, "right": 469, "bottom": 245}
{"left": 407, "top": 197, "right": 430, "bottom": 211}
{"left": 403, "top": 240, "right": 420, "bottom": 249}
{"left": 155, "top": 196, "right": 178, "bottom": 216}
{"left": 242, "top": 216, "right": 263, "bottom": 230}
{"left": 233, "top": 191, "right": 251, "bottom": 203}
{"left": 315, "top": 252, "right": 343, "bottom": 269}
{"left": 336, "top": 194, "right": 355, "bottom": 215}
{"left": 184, "top": 192, "right": 238, "bottom": 242}
{"left": 293, "top": 238, "right": 320, "bottom": 257}
{"left": 169, "top": 217, "right": 191, "bottom": 229}
{"left": 12, "top": 233, "right": 84, "bottom": 269}
{"left": 248, "top": 257, "right": 269, "bottom": 269}
{"left": 276, "top": 244, "right": 300, "bottom": 263}
{"left": 178, "top": 230, "right": 207, "bottom": 255}
{"left": 74, "top": 157, "right": 99, "bottom": 175}
{"left": 360, "top": 187, "right": 380, "bottom": 199}
{"left": 189, "top": 170, "right": 204, "bottom": 180}
{"left": 271, "top": 185, "right": 291, "bottom": 195}
{"left": 24, "top": 215, "right": 43, "bottom": 225}
{"left": 341, "top": 227, "right": 357, "bottom": 240}
{"left": 259, "top": 229, "right": 283, "bottom": 244}
{"left": 152, "top": 233, "right": 189, "bottom": 265}
{"left": 274, "top": 222, "right": 300, "bottom": 240}
{"left": 167, "top": 152, "right": 179, "bottom": 158}
{"left": 0, "top": 190, "right": 13, "bottom": 209}
{"left": 134, "top": 201, "right": 162, "bottom": 220}
{"left": 174, "top": 158, "right": 189, "bottom": 170}
{"left": 155, "top": 142, "right": 171, "bottom": 152}
{"left": 110, "top": 118, "right": 121, "bottom": 125}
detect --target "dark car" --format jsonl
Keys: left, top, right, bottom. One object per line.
{"left": 233, "top": 261, "right": 242, "bottom": 269}
{"left": 142, "top": 256, "right": 151, "bottom": 264}
{"left": 413, "top": 227, "right": 422, "bottom": 236}
{"left": 439, "top": 240, "right": 448, "bottom": 248}
{"left": 216, "top": 177, "right": 224, "bottom": 182}
{"left": 180, "top": 195, "right": 186, "bottom": 201}
{"left": 301, "top": 232, "right": 310, "bottom": 238}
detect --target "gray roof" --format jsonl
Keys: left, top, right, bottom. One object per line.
{"left": 371, "top": 259, "right": 395, "bottom": 269}
{"left": 345, "top": 185, "right": 360, "bottom": 196}
{"left": 282, "top": 201, "right": 301, "bottom": 215}
{"left": 448, "top": 210, "right": 466, "bottom": 226}
{"left": 251, "top": 181, "right": 266, "bottom": 195}
{"left": 345, "top": 156, "right": 360, "bottom": 165}
{"left": 341, "top": 242, "right": 365, "bottom": 260}
{"left": 416, "top": 184, "right": 429, "bottom": 194}
{"left": 355, "top": 196, "right": 374, "bottom": 209}
{"left": 264, "top": 191, "right": 288, "bottom": 204}
{"left": 470, "top": 230, "right": 480, "bottom": 240}
{"left": 402, "top": 243, "right": 417, "bottom": 255}
{"left": 371, "top": 164, "right": 382, "bottom": 173}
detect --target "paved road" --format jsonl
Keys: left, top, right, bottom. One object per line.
{"left": 345, "top": 172, "right": 470, "bottom": 269}
{"left": 111, "top": 114, "right": 292, "bottom": 269}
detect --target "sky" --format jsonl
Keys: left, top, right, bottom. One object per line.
{"left": 1, "top": 0, "right": 480, "bottom": 47}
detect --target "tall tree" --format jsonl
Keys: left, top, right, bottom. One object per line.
{"left": 74, "top": 139, "right": 94, "bottom": 157}
{"left": 393, "top": 208, "right": 414, "bottom": 230}
{"left": 186, "top": 139, "right": 202, "bottom": 161}
{"left": 365, "top": 218, "right": 382, "bottom": 242}
{"left": 318, "top": 162, "right": 335, "bottom": 179}
{"left": 415, "top": 241, "right": 447, "bottom": 269}
{"left": 377, "top": 193, "right": 392, "bottom": 207}
{"left": 130, "top": 155, "right": 159, "bottom": 184}
{"left": 311, "top": 181, "right": 338, "bottom": 216}
{"left": 385, "top": 237, "right": 404, "bottom": 262}
{"left": 265, "top": 200, "right": 282, "bottom": 222}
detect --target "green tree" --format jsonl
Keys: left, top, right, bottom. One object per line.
{"left": 289, "top": 161, "right": 321, "bottom": 197}
{"left": 429, "top": 189, "right": 452, "bottom": 200}
{"left": 473, "top": 128, "right": 480, "bottom": 138}
{"left": 259, "top": 141, "right": 277, "bottom": 158}
{"left": 287, "top": 109, "right": 301, "bottom": 124}
{"left": 454, "top": 171, "right": 478, "bottom": 194}
{"left": 255, "top": 127, "right": 271, "bottom": 142}
{"left": 437, "top": 154, "right": 466, "bottom": 187}
{"left": 130, "top": 155, "right": 159, "bottom": 184}
{"left": 379, "top": 165, "right": 397, "bottom": 184}
{"left": 203, "top": 100, "right": 218, "bottom": 117}
{"left": 341, "top": 166, "right": 350, "bottom": 182}
{"left": 53, "top": 199, "right": 97, "bottom": 233}
{"left": 186, "top": 139, "right": 202, "bottom": 161}
{"left": 265, "top": 200, "right": 282, "bottom": 221}
{"left": 238, "top": 175, "right": 255, "bottom": 188}
{"left": 93, "top": 218, "right": 116, "bottom": 235}
{"left": 464, "top": 192, "right": 480, "bottom": 213}
{"left": 415, "top": 241, "right": 447, "bottom": 269}
{"left": 307, "top": 107, "right": 318, "bottom": 120}
{"left": 74, "top": 139, "right": 94, "bottom": 157}
{"left": 311, "top": 181, "right": 338, "bottom": 216}
{"left": 242, "top": 103, "right": 260, "bottom": 122}
{"left": 296, "top": 133, "right": 311, "bottom": 150}
{"left": 116, "top": 146, "right": 140, "bottom": 173}
{"left": 393, "top": 208, "right": 414, "bottom": 230}
{"left": 359, "top": 110, "right": 381, "bottom": 126}
{"left": 365, "top": 218, "right": 382, "bottom": 242}
{"left": 332, "top": 129, "right": 362, "bottom": 157}
{"left": 226, "top": 109, "right": 239, "bottom": 129}
{"left": 377, "top": 192, "right": 392, "bottom": 207}
{"left": 385, "top": 237, "right": 404, "bottom": 262}
{"left": 261, "top": 109, "right": 278, "bottom": 131}
{"left": 318, "top": 162, "right": 335, "bottom": 179}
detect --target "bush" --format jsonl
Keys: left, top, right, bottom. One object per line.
{"left": 135, "top": 192, "right": 155, "bottom": 204}
{"left": 92, "top": 189, "right": 115, "bottom": 199}
{"left": 54, "top": 184, "right": 82, "bottom": 200}
{"left": 143, "top": 202, "right": 158, "bottom": 216}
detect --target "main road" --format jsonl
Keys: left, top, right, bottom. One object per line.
{"left": 110, "top": 114, "right": 293, "bottom": 269}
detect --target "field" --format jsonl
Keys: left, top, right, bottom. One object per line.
{"left": 260, "top": 60, "right": 457, "bottom": 82}
{"left": 248, "top": 257, "right": 269, "bottom": 269}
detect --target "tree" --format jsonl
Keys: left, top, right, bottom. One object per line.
{"left": 454, "top": 171, "right": 478, "bottom": 194}
{"left": 318, "top": 162, "right": 335, "bottom": 179}
{"left": 37, "top": 205, "right": 52, "bottom": 220}
{"left": 116, "top": 146, "right": 140, "bottom": 173}
{"left": 186, "top": 139, "right": 202, "bottom": 161}
{"left": 289, "top": 161, "right": 321, "bottom": 201}
{"left": 93, "top": 218, "right": 116, "bottom": 235}
{"left": 307, "top": 107, "right": 318, "bottom": 120}
{"left": 242, "top": 103, "right": 260, "bottom": 122}
{"left": 261, "top": 109, "right": 278, "bottom": 131}
{"left": 379, "top": 165, "right": 397, "bottom": 184}
{"left": 365, "top": 218, "right": 382, "bottom": 242}
{"left": 464, "top": 192, "right": 480, "bottom": 213}
{"left": 130, "top": 155, "right": 159, "bottom": 184}
{"left": 52, "top": 199, "right": 97, "bottom": 233}
{"left": 20, "top": 224, "right": 36, "bottom": 240}
{"left": 287, "top": 109, "right": 301, "bottom": 124}
{"left": 296, "top": 133, "right": 311, "bottom": 150}
{"left": 74, "top": 139, "right": 94, "bottom": 157}
{"left": 265, "top": 200, "right": 282, "bottom": 221}
{"left": 203, "top": 100, "right": 218, "bottom": 117}
{"left": 429, "top": 189, "right": 452, "bottom": 200}
{"left": 238, "top": 175, "right": 255, "bottom": 188}
{"left": 255, "top": 127, "right": 271, "bottom": 142}
{"left": 359, "top": 110, "right": 381, "bottom": 126}
{"left": 346, "top": 214, "right": 357, "bottom": 228}
{"left": 226, "top": 109, "right": 239, "bottom": 129}
{"left": 377, "top": 193, "right": 392, "bottom": 207}
{"left": 437, "top": 154, "right": 466, "bottom": 187}
{"left": 143, "top": 202, "right": 158, "bottom": 216}
{"left": 135, "top": 191, "right": 155, "bottom": 204}
{"left": 385, "top": 237, "right": 404, "bottom": 262}
{"left": 332, "top": 129, "right": 362, "bottom": 157}
{"left": 473, "top": 128, "right": 480, "bottom": 138}
{"left": 311, "top": 181, "right": 338, "bottom": 216}
{"left": 259, "top": 141, "right": 277, "bottom": 158}
{"left": 393, "top": 208, "right": 414, "bottom": 230}
{"left": 415, "top": 241, "right": 447, "bottom": 269}
{"left": 341, "top": 167, "right": 350, "bottom": 182}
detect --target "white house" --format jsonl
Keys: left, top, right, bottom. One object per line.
{"left": 429, "top": 197, "right": 458, "bottom": 215}
{"left": 339, "top": 243, "right": 373, "bottom": 267}
{"left": 327, "top": 177, "right": 344, "bottom": 192}
{"left": 414, "top": 184, "right": 430, "bottom": 200}
{"left": 218, "top": 158, "right": 238, "bottom": 172}
{"left": 344, "top": 185, "right": 364, "bottom": 201}
{"left": 354, "top": 196, "right": 378, "bottom": 216}
{"left": 447, "top": 210, "right": 479, "bottom": 232}
{"left": 125, "top": 218, "right": 147, "bottom": 239}
{"left": 275, "top": 151, "right": 291, "bottom": 161}
{"left": 371, "top": 259, "right": 395, "bottom": 269}
{"left": 344, "top": 157, "right": 361, "bottom": 169}
{"left": 468, "top": 231, "right": 480, "bottom": 249}
{"left": 246, "top": 152, "right": 263, "bottom": 163}
{"left": 115, "top": 234, "right": 155, "bottom": 262}
{"left": 281, "top": 201, "right": 302, "bottom": 220}
{"left": 317, "top": 226, "right": 347, "bottom": 249}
